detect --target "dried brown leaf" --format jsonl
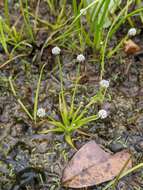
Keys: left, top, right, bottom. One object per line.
{"left": 124, "top": 39, "right": 140, "bottom": 54}
{"left": 62, "top": 141, "right": 110, "bottom": 182}
{"left": 62, "top": 141, "right": 132, "bottom": 188}
{"left": 0, "top": 0, "right": 3, "bottom": 7}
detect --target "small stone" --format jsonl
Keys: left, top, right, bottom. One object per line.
{"left": 117, "top": 181, "right": 128, "bottom": 190}
{"left": 11, "top": 124, "right": 23, "bottom": 137}
{"left": 38, "top": 141, "right": 48, "bottom": 153}
{"left": 109, "top": 142, "right": 125, "bottom": 153}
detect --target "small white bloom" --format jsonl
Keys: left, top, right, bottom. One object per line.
{"left": 52, "top": 46, "right": 61, "bottom": 55}
{"left": 14, "top": 3, "right": 20, "bottom": 9}
{"left": 99, "top": 79, "right": 110, "bottom": 88}
{"left": 100, "top": 41, "right": 103, "bottom": 45}
{"left": 98, "top": 109, "right": 108, "bottom": 119}
{"left": 80, "top": 101, "right": 84, "bottom": 105}
{"left": 37, "top": 108, "right": 46, "bottom": 118}
{"left": 80, "top": 9, "right": 87, "bottom": 15}
{"left": 77, "top": 54, "right": 85, "bottom": 62}
{"left": 128, "top": 28, "right": 137, "bottom": 36}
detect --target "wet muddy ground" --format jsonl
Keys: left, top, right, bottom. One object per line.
{"left": 1, "top": 42, "right": 143, "bottom": 190}
{"left": 0, "top": 1, "right": 143, "bottom": 190}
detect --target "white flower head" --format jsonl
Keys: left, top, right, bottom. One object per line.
{"left": 100, "top": 79, "right": 110, "bottom": 88}
{"left": 37, "top": 108, "right": 46, "bottom": 118}
{"left": 128, "top": 28, "right": 137, "bottom": 37}
{"left": 52, "top": 46, "right": 61, "bottom": 55}
{"left": 14, "top": 3, "right": 20, "bottom": 9}
{"left": 100, "top": 41, "right": 104, "bottom": 45}
{"left": 80, "top": 9, "right": 87, "bottom": 15}
{"left": 77, "top": 54, "right": 85, "bottom": 62}
{"left": 98, "top": 109, "right": 108, "bottom": 119}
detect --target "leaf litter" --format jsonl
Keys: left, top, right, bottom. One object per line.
{"left": 124, "top": 39, "right": 140, "bottom": 54}
{"left": 62, "top": 141, "right": 132, "bottom": 188}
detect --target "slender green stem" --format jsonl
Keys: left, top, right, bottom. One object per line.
{"left": 137, "top": 0, "right": 143, "bottom": 22}
{"left": 46, "top": 0, "right": 55, "bottom": 14}
{"left": 0, "top": 54, "right": 27, "bottom": 69}
{"left": 107, "top": 35, "right": 128, "bottom": 58}
{"left": 69, "top": 65, "right": 80, "bottom": 117}
{"left": 4, "top": 0, "right": 10, "bottom": 26}
{"left": 112, "top": 156, "right": 131, "bottom": 190}
{"left": 57, "top": 55, "right": 64, "bottom": 94}
{"left": 20, "top": 0, "right": 35, "bottom": 42}
{"left": 72, "top": 0, "right": 78, "bottom": 15}
{"left": 0, "top": 17, "right": 9, "bottom": 55}
{"left": 103, "top": 163, "right": 143, "bottom": 190}
{"left": 57, "top": 0, "right": 66, "bottom": 24}
{"left": 58, "top": 0, "right": 100, "bottom": 42}
{"left": 9, "top": 76, "right": 17, "bottom": 96}
{"left": 57, "top": 55, "right": 69, "bottom": 126}
{"left": 34, "top": 0, "right": 40, "bottom": 33}
{"left": 100, "top": 0, "right": 132, "bottom": 78}
{"left": 17, "top": 99, "right": 33, "bottom": 120}
{"left": 9, "top": 77, "right": 33, "bottom": 120}
{"left": 94, "top": 0, "right": 110, "bottom": 49}
{"left": 33, "top": 63, "right": 46, "bottom": 123}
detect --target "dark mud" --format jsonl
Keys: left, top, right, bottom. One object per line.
{"left": 1, "top": 45, "right": 143, "bottom": 190}
{"left": 0, "top": 1, "right": 143, "bottom": 190}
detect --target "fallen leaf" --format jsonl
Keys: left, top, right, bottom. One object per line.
{"left": 0, "top": 0, "right": 3, "bottom": 7}
{"left": 124, "top": 39, "right": 140, "bottom": 54}
{"left": 62, "top": 141, "right": 132, "bottom": 188}
{"left": 62, "top": 141, "right": 110, "bottom": 183}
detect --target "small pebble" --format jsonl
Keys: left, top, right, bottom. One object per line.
{"left": 109, "top": 142, "right": 125, "bottom": 153}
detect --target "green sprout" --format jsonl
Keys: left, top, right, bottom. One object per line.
{"left": 39, "top": 48, "right": 109, "bottom": 148}
{"left": 8, "top": 48, "right": 109, "bottom": 148}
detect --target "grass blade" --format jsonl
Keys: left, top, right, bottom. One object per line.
{"left": 4, "top": 0, "right": 10, "bottom": 26}
{"left": 74, "top": 114, "right": 99, "bottom": 129}
{"left": 103, "top": 162, "right": 143, "bottom": 190}
{"left": 0, "top": 17, "right": 9, "bottom": 55}
{"left": 57, "top": 56, "right": 69, "bottom": 126}
{"left": 65, "top": 134, "right": 76, "bottom": 149}
{"left": 9, "top": 76, "right": 33, "bottom": 120}
{"left": 20, "top": 0, "right": 35, "bottom": 42}
{"left": 39, "top": 128, "right": 64, "bottom": 134}
{"left": 69, "top": 65, "right": 80, "bottom": 118}
{"left": 0, "top": 54, "right": 27, "bottom": 69}
{"left": 33, "top": 63, "right": 46, "bottom": 123}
